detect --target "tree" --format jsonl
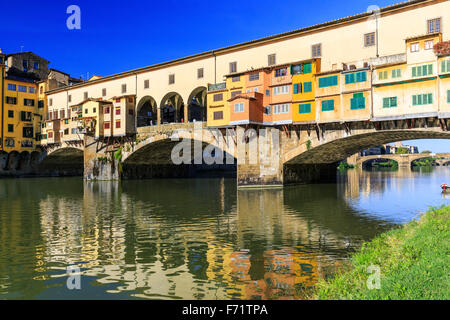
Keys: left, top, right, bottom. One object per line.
{"left": 396, "top": 147, "right": 411, "bottom": 154}
{"left": 421, "top": 150, "right": 432, "bottom": 154}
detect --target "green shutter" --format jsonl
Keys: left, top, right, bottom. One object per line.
{"left": 423, "top": 94, "right": 428, "bottom": 105}
{"left": 418, "top": 95, "right": 423, "bottom": 105}
{"left": 412, "top": 67, "right": 416, "bottom": 77}
{"left": 304, "top": 82, "right": 312, "bottom": 93}
{"left": 447, "top": 90, "right": 450, "bottom": 103}
{"left": 428, "top": 93, "right": 433, "bottom": 104}
{"left": 299, "top": 103, "right": 311, "bottom": 114}
{"left": 413, "top": 95, "right": 417, "bottom": 106}
{"left": 303, "top": 63, "right": 312, "bottom": 74}
{"left": 383, "top": 98, "right": 389, "bottom": 108}
{"left": 428, "top": 64, "right": 433, "bottom": 75}
{"left": 442, "top": 61, "right": 446, "bottom": 73}
{"left": 294, "top": 84, "right": 299, "bottom": 94}
{"left": 391, "top": 97, "right": 397, "bottom": 107}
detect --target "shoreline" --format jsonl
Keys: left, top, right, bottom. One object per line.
{"left": 314, "top": 205, "right": 450, "bottom": 300}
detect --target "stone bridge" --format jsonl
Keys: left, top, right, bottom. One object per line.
{"left": 355, "top": 153, "right": 450, "bottom": 168}
{"left": 10, "top": 118, "right": 450, "bottom": 187}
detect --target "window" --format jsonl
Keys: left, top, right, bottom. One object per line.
{"left": 213, "top": 93, "right": 223, "bottom": 102}
{"left": 60, "top": 109, "right": 65, "bottom": 119}
{"left": 18, "top": 85, "right": 27, "bottom": 92}
{"left": 24, "top": 99, "right": 35, "bottom": 107}
{"left": 8, "top": 110, "right": 14, "bottom": 118}
{"left": 168, "top": 74, "right": 175, "bottom": 85}
{"left": 8, "top": 124, "right": 14, "bottom": 132}
{"left": 427, "top": 18, "right": 441, "bottom": 34}
{"left": 116, "top": 108, "right": 121, "bottom": 115}
{"left": 249, "top": 73, "right": 259, "bottom": 81}
{"left": 293, "top": 83, "right": 302, "bottom": 94}
{"left": 321, "top": 100, "right": 335, "bottom": 111}
{"left": 115, "top": 121, "right": 121, "bottom": 129}
{"left": 425, "top": 40, "right": 434, "bottom": 50}
{"left": 23, "top": 59, "right": 28, "bottom": 71}
{"left": 4, "top": 138, "right": 15, "bottom": 147}
{"left": 104, "top": 122, "right": 110, "bottom": 129}
{"left": 378, "top": 70, "right": 388, "bottom": 80}
{"left": 234, "top": 103, "right": 244, "bottom": 113}
{"left": 7, "top": 84, "right": 16, "bottom": 91}
{"left": 412, "top": 64, "right": 433, "bottom": 77}
{"left": 49, "top": 98, "right": 53, "bottom": 106}
{"left": 105, "top": 107, "right": 110, "bottom": 114}
{"left": 122, "top": 84, "right": 127, "bottom": 93}
{"left": 38, "top": 100, "right": 44, "bottom": 108}
{"left": 299, "top": 103, "right": 311, "bottom": 114}
{"left": 441, "top": 60, "right": 450, "bottom": 73}
{"left": 64, "top": 128, "right": 69, "bottom": 135}
{"left": 303, "top": 63, "right": 312, "bottom": 74}
{"left": 232, "top": 76, "right": 240, "bottom": 82}
{"left": 303, "top": 82, "right": 312, "bottom": 93}
{"left": 21, "top": 140, "right": 33, "bottom": 148}
{"left": 291, "top": 64, "right": 302, "bottom": 75}
{"left": 102, "top": 88, "right": 107, "bottom": 97}
{"left": 6, "top": 97, "right": 17, "bottom": 105}
{"left": 392, "top": 69, "right": 401, "bottom": 78}
{"left": 144, "top": 80, "right": 150, "bottom": 89}
{"left": 273, "top": 104, "right": 289, "bottom": 114}
{"left": 264, "top": 106, "right": 271, "bottom": 115}
{"left": 275, "top": 68, "right": 287, "bottom": 77}
{"left": 265, "top": 89, "right": 270, "bottom": 97}
{"left": 197, "top": 68, "right": 204, "bottom": 79}
{"left": 273, "top": 85, "right": 289, "bottom": 95}
{"left": 345, "top": 71, "right": 367, "bottom": 84}
{"left": 364, "top": 32, "right": 376, "bottom": 47}
{"left": 213, "top": 111, "right": 223, "bottom": 120}
{"left": 412, "top": 93, "right": 433, "bottom": 106}
{"left": 312, "top": 44, "right": 322, "bottom": 58}
{"left": 411, "top": 42, "right": 419, "bottom": 52}
{"left": 93, "top": 108, "right": 96, "bottom": 114}
{"left": 48, "top": 132, "right": 53, "bottom": 138}
{"left": 318, "top": 76, "right": 338, "bottom": 88}
{"left": 40, "top": 87, "right": 43, "bottom": 94}
{"left": 71, "top": 128, "right": 78, "bottom": 134}
{"left": 448, "top": 90, "right": 450, "bottom": 103}
{"left": 383, "top": 97, "right": 398, "bottom": 108}
{"left": 253, "top": 87, "right": 259, "bottom": 93}
{"left": 231, "top": 91, "right": 241, "bottom": 98}
{"left": 268, "top": 54, "right": 276, "bottom": 66}
{"left": 128, "top": 109, "right": 134, "bottom": 116}
{"left": 85, "top": 109, "right": 88, "bottom": 114}
{"left": 229, "top": 62, "right": 237, "bottom": 73}
{"left": 34, "top": 61, "right": 39, "bottom": 70}
{"left": 351, "top": 93, "right": 365, "bottom": 110}
{"left": 28, "top": 87, "right": 36, "bottom": 93}
{"left": 84, "top": 92, "right": 88, "bottom": 99}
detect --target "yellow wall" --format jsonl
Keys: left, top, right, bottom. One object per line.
{"left": 0, "top": 55, "right": 4, "bottom": 149}
{"left": 207, "top": 88, "right": 230, "bottom": 127}
{"left": 292, "top": 60, "right": 318, "bottom": 123}
{"left": 317, "top": 95, "right": 341, "bottom": 123}
{"left": 438, "top": 57, "right": 450, "bottom": 114}
{"left": 3, "top": 78, "right": 39, "bottom": 153}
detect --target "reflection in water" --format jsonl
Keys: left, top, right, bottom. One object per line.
{"left": 0, "top": 168, "right": 448, "bottom": 299}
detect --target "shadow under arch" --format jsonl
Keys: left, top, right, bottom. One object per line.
{"left": 187, "top": 86, "right": 207, "bottom": 122}
{"left": 38, "top": 147, "right": 84, "bottom": 176}
{"left": 160, "top": 92, "right": 184, "bottom": 124}
{"left": 361, "top": 157, "right": 399, "bottom": 169}
{"left": 137, "top": 96, "right": 158, "bottom": 127}
{"left": 286, "top": 130, "right": 450, "bottom": 165}
{"left": 122, "top": 137, "right": 236, "bottom": 179}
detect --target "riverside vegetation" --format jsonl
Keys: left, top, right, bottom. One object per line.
{"left": 315, "top": 206, "right": 450, "bottom": 300}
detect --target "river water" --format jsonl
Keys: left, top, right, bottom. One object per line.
{"left": 0, "top": 167, "right": 449, "bottom": 300}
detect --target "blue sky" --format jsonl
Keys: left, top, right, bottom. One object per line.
{"left": 1, "top": 0, "right": 450, "bottom": 152}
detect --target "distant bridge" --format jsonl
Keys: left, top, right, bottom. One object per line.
{"left": 355, "top": 153, "right": 450, "bottom": 168}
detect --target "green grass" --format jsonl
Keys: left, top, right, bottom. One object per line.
{"left": 315, "top": 206, "right": 450, "bottom": 300}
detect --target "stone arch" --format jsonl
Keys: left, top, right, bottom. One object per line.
{"left": 284, "top": 129, "right": 450, "bottom": 165}
{"left": 18, "top": 151, "right": 31, "bottom": 170}
{"left": 160, "top": 92, "right": 184, "bottom": 124}
{"left": 0, "top": 151, "right": 8, "bottom": 170}
{"left": 6, "top": 151, "right": 20, "bottom": 171}
{"left": 360, "top": 157, "right": 399, "bottom": 168}
{"left": 137, "top": 96, "right": 158, "bottom": 127}
{"left": 39, "top": 147, "right": 84, "bottom": 176}
{"left": 187, "top": 86, "right": 207, "bottom": 122}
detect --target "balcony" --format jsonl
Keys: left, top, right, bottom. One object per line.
{"left": 208, "top": 82, "right": 226, "bottom": 92}
{"left": 370, "top": 54, "right": 406, "bottom": 67}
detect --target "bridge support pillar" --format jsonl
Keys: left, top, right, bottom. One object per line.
{"left": 84, "top": 135, "right": 121, "bottom": 181}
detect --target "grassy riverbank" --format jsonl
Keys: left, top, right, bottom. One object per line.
{"left": 315, "top": 206, "right": 450, "bottom": 300}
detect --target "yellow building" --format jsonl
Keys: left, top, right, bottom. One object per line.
{"left": 437, "top": 43, "right": 450, "bottom": 118}
{"left": 316, "top": 70, "right": 342, "bottom": 123}
{"left": 206, "top": 82, "right": 230, "bottom": 127}
{"left": 292, "top": 59, "right": 321, "bottom": 124}
{"left": 373, "top": 33, "right": 442, "bottom": 121}
{"left": 0, "top": 51, "right": 5, "bottom": 151}
{"left": 2, "top": 76, "right": 41, "bottom": 153}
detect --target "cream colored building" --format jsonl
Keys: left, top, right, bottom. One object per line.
{"left": 43, "top": 0, "right": 449, "bottom": 138}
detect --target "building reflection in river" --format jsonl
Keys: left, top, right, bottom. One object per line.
{"left": 4, "top": 168, "right": 441, "bottom": 299}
